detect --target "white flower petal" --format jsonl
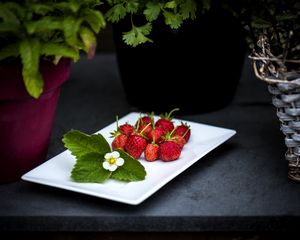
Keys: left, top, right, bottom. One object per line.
{"left": 116, "top": 158, "right": 124, "bottom": 166}
{"left": 111, "top": 151, "right": 120, "bottom": 158}
{"left": 104, "top": 153, "right": 112, "bottom": 160}
{"left": 109, "top": 165, "right": 118, "bottom": 172}
{"left": 102, "top": 161, "right": 110, "bottom": 170}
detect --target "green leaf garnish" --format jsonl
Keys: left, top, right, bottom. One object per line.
{"left": 71, "top": 152, "right": 111, "bottom": 183}
{"left": 63, "top": 130, "right": 110, "bottom": 158}
{"left": 111, "top": 150, "right": 146, "bottom": 182}
{"left": 63, "top": 130, "right": 146, "bottom": 183}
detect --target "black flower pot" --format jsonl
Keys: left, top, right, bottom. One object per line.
{"left": 113, "top": 4, "right": 246, "bottom": 114}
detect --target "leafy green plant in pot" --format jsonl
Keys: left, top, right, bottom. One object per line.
{"left": 106, "top": 0, "right": 246, "bottom": 114}
{"left": 0, "top": 0, "right": 105, "bottom": 183}
{"left": 228, "top": 0, "right": 300, "bottom": 181}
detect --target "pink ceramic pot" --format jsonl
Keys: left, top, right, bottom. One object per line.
{"left": 0, "top": 58, "right": 71, "bottom": 183}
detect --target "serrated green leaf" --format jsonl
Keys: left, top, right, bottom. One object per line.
{"left": 82, "top": 9, "right": 106, "bottom": 33}
{"left": 19, "top": 38, "right": 43, "bottom": 99}
{"left": 165, "top": 1, "right": 177, "bottom": 9}
{"left": 180, "top": 0, "right": 197, "bottom": 20}
{"left": 63, "top": 130, "right": 111, "bottom": 158}
{"left": 25, "top": 17, "right": 62, "bottom": 34}
{"left": 105, "top": 3, "right": 126, "bottom": 23}
{"left": 0, "top": 3, "right": 19, "bottom": 24}
{"left": 143, "top": 2, "right": 161, "bottom": 22}
{"left": 111, "top": 150, "right": 146, "bottom": 181}
{"left": 125, "top": 0, "right": 139, "bottom": 14}
{"left": 0, "top": 43, "right": 19, "bottom": 61}
{"left": 63, "top": 17, "right": 83, "bottom": 46}
{"left": 163, "top": 11, "right": 183, "bottom": 29}
{"left": 71, "top": 152, "right": 111, "bottom": 183}
{"left": 41, "top": 43, "right": 79, "bottom": 61}
{"left": 122, "top": 23, "right": 153, "bottom": 47}
{"left": 79, "top": 27, "right": 97, "bottom": 59}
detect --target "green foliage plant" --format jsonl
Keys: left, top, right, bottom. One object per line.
{"left": 105, "top": 0, "right": 210, "bottom": 47}
{"left": 0, "top": 0, "right": 106, "bottom": 98}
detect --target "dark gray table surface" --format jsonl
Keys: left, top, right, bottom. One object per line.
{"left": 0, "top": 54, "right": 299, "bottom": 232}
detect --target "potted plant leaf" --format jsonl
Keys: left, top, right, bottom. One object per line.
{"left": 227, "top": 0, "right": 300, "bottom": 181}
{"left": 105, "top": 0, "right": 246, "bottom": 114}
{"left": 0, "top": 0, "right": 106, "bottom": 183}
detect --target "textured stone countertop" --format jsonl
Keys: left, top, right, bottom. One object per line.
{"left": 0, "top": 54, "right": 299, "bottom": 232}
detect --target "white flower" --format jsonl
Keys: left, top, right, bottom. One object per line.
{"left": 103, "top": 151, "right": 124, "bottom": 172}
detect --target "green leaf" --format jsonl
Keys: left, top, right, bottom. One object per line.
{"left": 71, "top": 152, "right": 111, "bottom": 183}
{"left": 79, "top": 27, "right": 97, "bottom": 59}
{"left": 122, "top": 23, "right": 153, "bottom": 47}
{"left": 3, "top": 2, "right": 26, "bottom": 20}
{"left": 54, "top": 1, "right": 80, "bottom": 13}
{"left": 180, "top": 0, "right": 197, "bottom": 20}
{"left": 19, "top": 38, "right": 43, "bottom": 99}
{"left": 63, "top": 17, "right": 83, "bottom": 46}
{"left": 143, "top": 2, "right": 161, "bottom": 22}
{"left": 105, "top": 3, "right": 126, "bottom": 23}
{"left": 0, "top": 3, "right": 19, "bottom": 24}
{"left": 41, "top": 43, "right": 79, "bottom": 61}
{"left": 25, "top": 17, "right": 62, "bottom": 34}
{"left": 63, "top": 130, "right": 111, "bottom": 158}
{"left": 165, "top": 1, "right": 177, "bottom": 9}
{"left": 0, "top": 43, "right": 19, "bottom": 61}
{"left": 82, "top": 9, "right": 106, "bottom": 33}
{"left": 251, "top": 17, "right": 272, "bottom": 28}
{"left": 275, "top": 13, "right": 298, "bottom": 21}
{"left": 29, "top": 4, "right": 54, "bottom": 15}
{"left": 125, "top": 0, "right": 139, "bottom": 14}
{"left": 163, "top": 11, "right": 183, "bottom": 29}
{"left": 111, "top": 150, "right": 146, "bottom": 181}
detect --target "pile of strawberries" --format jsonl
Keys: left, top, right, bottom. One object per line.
{"left": 110, "top": 109, "right": 191, "bottom": 162}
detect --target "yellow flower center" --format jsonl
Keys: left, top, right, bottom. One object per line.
{"left": 109, "top": 158, "right": 116, "bottom": 164}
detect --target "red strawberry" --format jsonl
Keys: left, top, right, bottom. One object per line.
{"left": 110, "top": 115, "right": 128, "bottom": 150}
{"left": 138, "top": 123, "right": 152, "bottom": 136}
{"left": 144, "top": 143, "right": 159, "bottom": 161}
{"left": 146, "top": 127, "right": 165, "bottom": 143}
{"left": 125, "top": 134, "right": 147, "bottom": 159}
{"left": 173, "top": 122, "right": 191, "bottom": 142}
{"left": 119, "top": 123, "right": 134, "bottom": 136}
{"left": 171, "top": 135, "right": 186, "bottom": 149}
{"left": 112, "top": 135, "right": 128, "bottom": 150}
{"left": 159, "top": 141, "right": 182, "bottom": 161}
{"left": 136, "top": 112, "right": 154, "bottom": 126}
{"left": 155, "top": 108, "right": 179, "bottom": 133}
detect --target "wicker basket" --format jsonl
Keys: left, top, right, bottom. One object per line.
{"left": 250, "top": 36, "right": 300, "bottom": 182}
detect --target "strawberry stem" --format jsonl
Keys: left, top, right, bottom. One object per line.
{"left": 116, "top": 115, "right": 119, "bottom": 129}
{"left": 182, "top": 127, "right": 190, "bottom": 138}
{"left": 167, "top": 108, "right": 180, "bottom": 119}
{"left": 140, "top": 122, "right": 151, "bottom": 135}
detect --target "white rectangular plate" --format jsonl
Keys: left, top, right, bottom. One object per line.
{"left": 22, "top": 112, "right": 236, "bottom": 205}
